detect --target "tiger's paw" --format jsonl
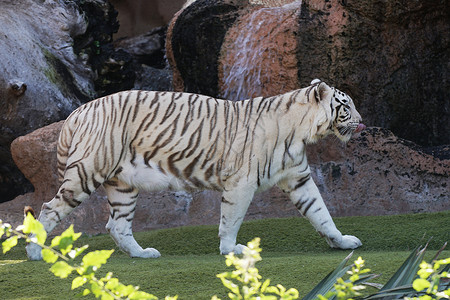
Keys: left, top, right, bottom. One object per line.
{"left": 26, "top": 243, "right": 43, "bottom": 261}
{"left": 130, "top": 247, "right": 161, "bottom": 258}
{"left": 328, "top": 235, "right": 362, "bottom": 250}
{"left": 220, "top": 243, "right": 247, "bottom": 255}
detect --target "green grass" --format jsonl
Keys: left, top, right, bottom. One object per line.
{"left": 1, "top": 211, "right": 449, "bottom": 299}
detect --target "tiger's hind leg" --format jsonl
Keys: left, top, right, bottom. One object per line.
{"left": 26, "top": 167, "right": 94, "bottom": 260}
{"left": 219, "top": 187, "right": 256, "bottom": 255}
{"left": 104, "top": 178, "right": 160, "bottom": 258}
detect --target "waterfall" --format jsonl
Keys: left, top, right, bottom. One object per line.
{"left": 219, "top": 1, "right": 302, "bottom": 101}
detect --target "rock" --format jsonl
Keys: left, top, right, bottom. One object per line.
{"left": 219, "top": 2, "right": 300, "bottom": 100}
{"left": 115, "top": 26, "right": 168, "bottom": 68}
{"left": 167, "top": 0, "right": 246, "bottom": 95}
{"left": 114, "top": 27, "right": 173, "bottom": 91}
{"left": 133, "top": 65, "right": 174, "bottom": 92}
{"left": 0, "top": 0, "right": 140, "bottom": 202}
{"left": 109, "top": 0, "right": 187, "bottom": 38}
{"left": 10, "top": 121, "right": 63, "bottom": 203}
{"left": 307, "top": 128, "right": 450, "bottom": 216}
{"left": 72, "top": 0, "right": 137, "bottom": 97}
{"left": 166, "top": 0, "right": 450, "bottom": 147}
{"left": 0, "top": 0, "right": 95, "bottom": 202}
{"left": 2, "top": 123, "right": 447, "bottom": 235}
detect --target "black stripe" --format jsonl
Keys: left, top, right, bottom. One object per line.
{"left": 108, "top": 200, "right": 136, "bottom": 207}
{"left": 303, "top": 198, "right": 316, "bottom": 216}
{"left": 167, "top": 153, "right": 181, "bottom": 177}
{"left": 204, "top": 163, "right": 215, "bottom": 181}
{"left": 183, "top": 150, "right": 204, "bottom": 178}
{"left": 159, "top": 98, "right": 177, "bottom": 124}
{"left": 294, "top": 174, "right": 311, "bottom": 190}
{"left": 116, "top": 186, "right": 135, "bottom": 193}
{"left": 221, "top": 197, "right": 234, "bottom": 205}
{"left": 132, "top": 91, "right": 141, "bottom": 122}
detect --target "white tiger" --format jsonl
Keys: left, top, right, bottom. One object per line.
{"left": 26, "top": 79, "right": 365, "bottom": 260}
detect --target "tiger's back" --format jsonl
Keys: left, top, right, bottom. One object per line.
{"left": 59, "top": 90, "right": 304, "bottom": 193}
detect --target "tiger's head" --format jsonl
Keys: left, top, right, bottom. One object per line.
{"left": 330, "top": 86, "right": 366, "bottom": 142}
{"left": 308, "top": 79, "right": 366, "bottom": 142}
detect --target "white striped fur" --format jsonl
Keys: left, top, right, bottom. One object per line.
{"left": 26, "top": 80, "right": 363, "bottom": 260}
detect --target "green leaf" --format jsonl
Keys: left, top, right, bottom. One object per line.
{"left": 104, "top": 277, "right": 120, "bottom": 291}
{"left": 23, "top": 214, "right": 47, "bottom": 244}
{"left": 100, "top": 293, "right": 114, "bottom": 300}
{"left": 50, "top": 225, "right": 82, "bottom": 255}
{"left": 75, "top": 288, "right": 91, "bottom": 298}
{"left": 72, "top": 276, "right": 87, "bottom": 290}
{"left": 2, "top": 236, "right": 19, "bottom": 253}
{"left": 129, "top": 290, "right": 158, "bottom": 299}
{"left": 42, "top": 248, "right": 59, "bottom": 263}
{"left": 285, "top": 287, "right": 300, "bottom": 298}
{"left": 68, "top": 245, "right": 89, "bottom": 259}
{"left": 381, "top": 245, "right": 426, "bottom": 291}
{"left": 50, "top": 261, "right": 74, "bottom": 278}
{"left": 302, "top": 251, "right": 354, "bottom": 300}
{"left": 22, "top": 213, "right": 36, "bottom": 233}
{"left": 0, "top": 225, "right": 5, "bottom": 239}
{"left": 412, "top": 278, "right": 431, "bottom": 291}
{"left": 119, "top": 284, "right": 137, "bottom": 297}
{"left": 82, "top": 250, "right": 114, "bottom": 269}
{"left": 261, "top": 279, "right": 271, "bottom": 293}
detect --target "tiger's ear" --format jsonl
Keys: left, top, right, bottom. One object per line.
{"left": 314, "top": 81, "right": 332, "bottom": 103}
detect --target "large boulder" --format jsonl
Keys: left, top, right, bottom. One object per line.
{"left": 0, "top": 0, "right": 141, "bottom": 202}
{"left": 0, "top": 0, "right": 94, "bottom": 201}
{"left": 2, "top": 122, "right": 447, "bottom": 235}
{"left": 307, "top": 129, "right": 449, "bottom": 216}
{"left": 166, "top": 0, "right": 450, "bottom": 148}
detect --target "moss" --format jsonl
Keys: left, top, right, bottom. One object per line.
{"left": 41, "top": 46, "right": 92, "bottom": 102}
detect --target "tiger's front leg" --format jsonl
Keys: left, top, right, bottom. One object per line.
{"left": 279, "top": 170, "right": 362, "bottom": 249}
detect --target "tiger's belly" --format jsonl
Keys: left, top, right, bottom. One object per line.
{"left": 116, "top": 157, "right": 186, "bottom": 191}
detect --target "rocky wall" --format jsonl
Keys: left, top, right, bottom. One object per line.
{"left": 166, "top": 0, "right": 450, "bottom": 148}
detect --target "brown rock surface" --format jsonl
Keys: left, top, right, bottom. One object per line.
{"left": 307, "top": 129, "right": 449, "bottom": 216}
{"left": 219, "top": 3, "right": 300, "bottom": 100}
{"left": 1, "top": 123, "right": 447, "bottom": 235}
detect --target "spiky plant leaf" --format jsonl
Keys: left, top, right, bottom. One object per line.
{"left": 364, "top": 285, "right": 417, "bottom": 299}
{"left": 380, "top": 244, "right": 427, "bottom": 291}
{"left": 302, "top": 252, "right": 354, "bottom": 300}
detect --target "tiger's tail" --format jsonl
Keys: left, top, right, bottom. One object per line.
{"left": 24, "top": 206, "right": 36, "bottom": 218}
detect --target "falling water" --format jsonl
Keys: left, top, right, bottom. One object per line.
{"left": 220, "top": 0, "right": 302, "bottom": 101}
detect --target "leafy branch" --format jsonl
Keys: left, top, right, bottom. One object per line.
{"left": 0, "top": 213, "right": 172, "bottom": 300}
{"left": 214, "top": 237, "right": 299, "bottom": 300}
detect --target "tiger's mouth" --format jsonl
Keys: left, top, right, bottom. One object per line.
{"left": 336, "top": 122, "right": 366, "bottom": 139}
